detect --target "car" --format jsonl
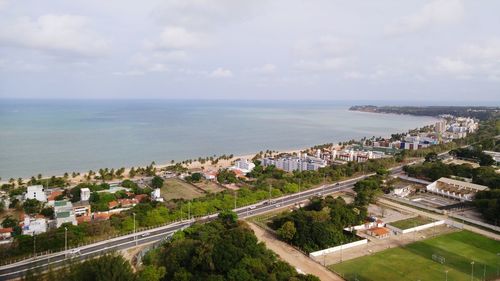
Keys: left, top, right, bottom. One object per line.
{"left": 249, "top": 205, "right": 256, "bottom": 210}
{"left": 141, "top": 232, "right": 151, "bottom": 237}
{"left": 275, "top": 204, "right": 281, "bottom": 208}
{"left": 316, "top": 192, "right": 322, "bottom": 196}
{"left": 68, "top": 249, "right": 81, "bottom": 256}
{"left": 335, "top": 183, "right": 340, "bottom": 186}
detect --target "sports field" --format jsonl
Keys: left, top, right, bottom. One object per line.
{"left": 389, "top": 216, "right": 435, "bottom": 230}
{"left": 330, "top": 231, "right": 500, "bottom": 281}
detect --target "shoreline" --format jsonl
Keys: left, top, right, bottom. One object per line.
{"left": 0, "top": 112, "right": 438, "bottom": 184}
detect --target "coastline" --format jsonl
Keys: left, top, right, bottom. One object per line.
{"left": 0, "top": 108, "right": 438, "bottom": 184}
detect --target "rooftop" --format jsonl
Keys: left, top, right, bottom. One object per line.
{"left": 436, "top": 177, "right": 489, "bottom": 191}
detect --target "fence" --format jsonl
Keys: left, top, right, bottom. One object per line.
{"left": 386, "top": 220, "right": 446, "bottom": 234}
{"left": 309, "top": 239, "right": 368, "bottom": 258}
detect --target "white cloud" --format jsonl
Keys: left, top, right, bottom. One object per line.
{"left": 209, "top": 67, "right": 233, "bottom": 78}
{"left": 0, "top": 14, "right": 110, "bottom": 57}
{"left": 0, "top": 0, "right": 8, "bottom": 10}
{"left": 112, "top": 70, "right": 145, "bottom": 76}
{"left": 294, "top": 57, "right": 353, "bottom": 73}
{"left": 251, "top": 63, "right": 277, "bottom": 75}
{"left": 434, "top": 57, "right": 472, "bottom": 74}
{"left": 293, "top": 36, "right": 355, "bottom": 73}
{"left": 294, "top": 36, "right": 351, "bottom": 58}
{"left": 385, "top": 0, "right": 464, "bottom": 35}
{"left": 153, "top": 0, "right": 266, "bottom": 30}
{"left": 156, "top": 26, "right": 207, "bottom": 49}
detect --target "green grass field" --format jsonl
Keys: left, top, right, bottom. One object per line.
{"left": 389, "top": 216, "right": 435, "bottom": 230}
{"left": 330, "top": 231, "right": 500, "bottom": 281}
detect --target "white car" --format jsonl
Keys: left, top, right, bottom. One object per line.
{"left": 275, "top": 204, "right": 281, "bottom": 208}
{"left": 249, "top": 206, "right": 256, "bottom": 210}
{"left": 141, "top": 232, "right": 151, "bottom": 237}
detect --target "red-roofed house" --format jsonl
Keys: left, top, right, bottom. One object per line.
{"left": 0, "top": 228, "right": 13, "bottom": 240}
{"left": 118, "top": 198, "right": 138, "bottom": 208}
{"left": 47, "top": 191, "right": 63, "bottom": 201}
{"left": 93, "top": 213, "right": 110, "bottom": 221}
{"left": 367, "top": 227, "right": 390, "bottom": 239}
{"left": 134, "top": 194, "right": 148, "bottom": 202}
{"left": 108, "top": 201, "right": 118, "bottom": 210}
{"left": 76, "top": 215, "right": 91, "bottom": 224}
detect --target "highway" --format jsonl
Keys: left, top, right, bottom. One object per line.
{"left": 0, "top": 166, "right": 404, "bottom": 280}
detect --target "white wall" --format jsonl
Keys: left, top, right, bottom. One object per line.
{"left": 309, "top": 239, "right": 368, "bottom": 258}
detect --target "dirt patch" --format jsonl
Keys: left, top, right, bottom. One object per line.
{"left": 160, "top": 178, "right": 205, "bottom": 201}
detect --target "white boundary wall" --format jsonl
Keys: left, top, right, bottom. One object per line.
{"left": 309, "top": 239, "right": 368, "bottom": 258}
{"left": 387, "top": 220, "right": 445, "bottom": 234}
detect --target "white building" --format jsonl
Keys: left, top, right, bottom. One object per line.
{"left": 261, "top": 154, "right": 326, "bottom": 172}
{"left": 80, "top": 188, "right": 91, "bottom": 201}
{"left": 25, "top": 185, "right": 47, "bottom": 202}
{"left": 151, "top": 188, "right": 164, "bottom": 202}
{"left": 22, "top": 216, "right": 48, "bottom": 235}
{"left": 233, "top": 159, "right": 255, "bottom": 173}
{"left": 426, "top": 177, "right": 488, "bottom": 202}
{"left": 52, "top": 200, "right": 77, "bottom": 227}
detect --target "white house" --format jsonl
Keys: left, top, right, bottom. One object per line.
{"left": 151, "top": 188, "right": 164, "bottom": 202}
{"left": 25, "top": 185, "right": 47, "bottom": 202}
{"left": 22, "top": 216, "right": 48, "bottom": 235}
{"left": 80, "top": 188, "right": 91, "bottom": 201}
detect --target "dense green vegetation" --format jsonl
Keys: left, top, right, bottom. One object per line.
{"left": 349, "top": 105, "right": 500, "bottom": 120}
{"left": 449, "top": 147, "right": 495, "bottom": 166}
{"left": 330, "top": 231, "right": 500, "bottom": 281}
{"left": 23, "top": 215, "right": 319, "bottom": 281}
{"left": 23, "top": 254, "right": 140, "bottom": 281}
{"left": 403, "top": 161, "right": 500, "bottom": 188}
{"left": 270, "top": 175, "right": 386, "bottom": 253}
{"left": 142, "top": 213, "right": 319, "bottom": 281}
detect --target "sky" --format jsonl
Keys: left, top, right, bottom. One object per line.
{"left": 0, "top": 0, "right": 499, "bottom": 102}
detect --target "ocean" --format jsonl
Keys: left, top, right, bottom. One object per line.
{"left": 0, "top": 99, "right": 436, "bottom": 179}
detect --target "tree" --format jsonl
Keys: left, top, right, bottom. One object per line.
{"left": 40, "top": 207, "right": 54, "bottom": 218}
{"left": 1, "top": 216, "right": 18, "bottom": 228}
{"left": 151, "top": 176, "right": 164, "bottom": 189}
{"left": 23, "top": 199, "right": 42, "bottom": 215}
{"left": 136, "top": 265, "right": 166, "bottom": 281}
{"left": 425, "top": 152, "right": 438, "bottom": 162}
{"left": 277, "top": 221, "right": 296, "bottom": 242}
{"left": 218, "top": 210, "right": 238, "bottom": 225}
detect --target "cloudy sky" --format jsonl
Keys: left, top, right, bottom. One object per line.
{"left": 0, "top": 0, "right": 499, "bottom": 102}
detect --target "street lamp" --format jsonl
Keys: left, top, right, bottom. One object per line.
{"left": 445, "top": 270, "right": 448, "bottom": 281}
{"left": 471, "top": 261, "right": 475, "bottom": 281}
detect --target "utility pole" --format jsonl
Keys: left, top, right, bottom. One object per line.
{"left": 471, "top": 261, "right": 475, "bottom": 281}
{"left": 33, "top": 235, "right": 36, "bottom": 259}
{"left": 445, "top": 270, "right": 448, "bottom": 281}
{"left": 188, "top": 201, "right": 191, "bottom": 220}
{"left": 133, "top": 213, "right": 136, "bottom": 245}
{"left": 234, "top": 191, "right": 237, "bottom": 209}
{"left": 64, "top": 227, "right": 68, "bottom": 254}
{"left": 269, "top": 185, "right": 272, "bottom": 202}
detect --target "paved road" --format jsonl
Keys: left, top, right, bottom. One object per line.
{"left": 0, "top": 166, "right": 404, "bottom": 280}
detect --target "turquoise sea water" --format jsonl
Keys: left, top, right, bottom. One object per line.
{"left": 0, "top": 100, "right": 436, "bottom": 178}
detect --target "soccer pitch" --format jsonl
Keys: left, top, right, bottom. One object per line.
{"left": 330, "top": 231, "right": 500, "bottom": 281}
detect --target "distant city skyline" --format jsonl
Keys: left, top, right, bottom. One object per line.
{"left": 1, "top": 0, "right": 499, "bottom": 101}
